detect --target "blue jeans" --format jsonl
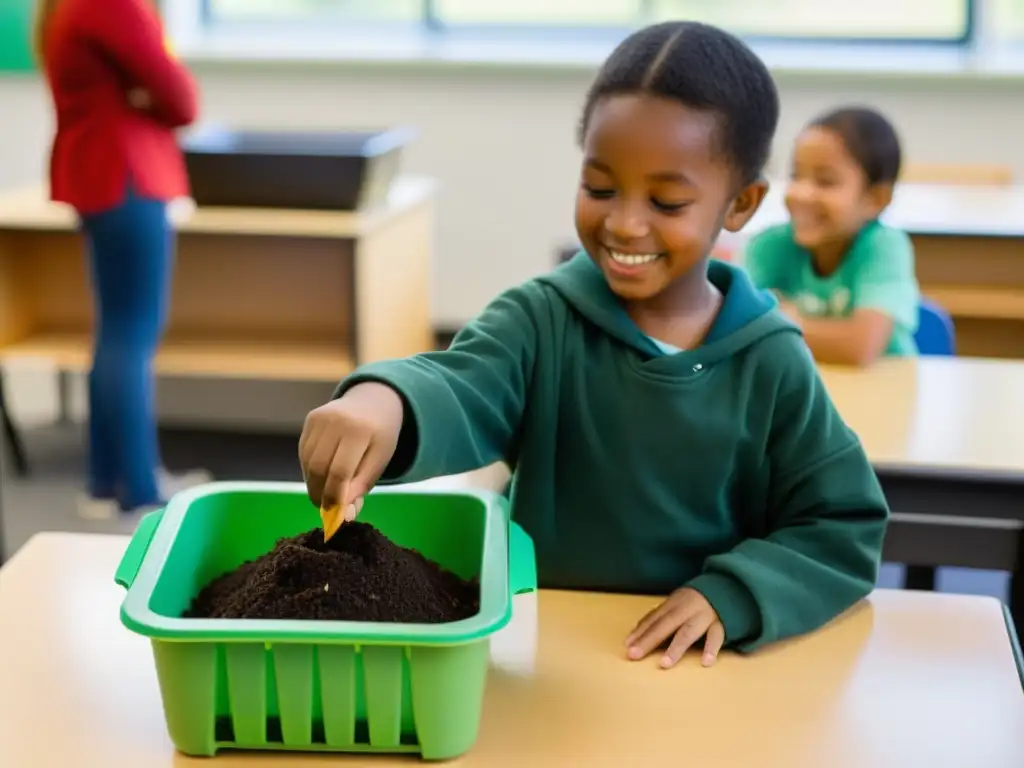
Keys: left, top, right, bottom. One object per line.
{"left": 80, "top": 187, "right": 172, "bottom": 510}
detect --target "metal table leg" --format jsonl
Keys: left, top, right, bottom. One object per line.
{"left": 1009, "top": 528, "right": 1024, "bottom": 644}
{"left": 904, "top": 565, "right": 937, "bottom": 591}
{"left": 0, "top": 371, "right": 30, "bottom": 477}
{"left": 1005, "top": 603, "right": 1024, "bottom": 692}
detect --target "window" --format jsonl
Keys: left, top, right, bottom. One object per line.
{"left": 992, "top": 0, "right": 1024, "bottom": 41}
{"left": 203, "top": 0, "right": 973, "bottom": 44}
{"left": 205, "top": 0, "right": 422, "bottom": 23}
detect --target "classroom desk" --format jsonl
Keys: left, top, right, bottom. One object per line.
{"left": 0, "top": 533, "right": 1021, "bottom": 768}
{"left": 430, "top": 358, "right": 1024, "bottom": 585}
{"left": 747, "top": 182, "right": 1024, "bottom": 359}
{"left": 819, "top": 356, "right": 1024, "bottom": 631}
{"left": 820, "top": 356, "right": 1024, "bottom": 478}
{"left": 0, "top": 177, "right": 436, "bottom": 384}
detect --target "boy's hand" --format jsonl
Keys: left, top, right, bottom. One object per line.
{"left": 625, "top": 587, "right": 724, "bottom": 669}
{"left": 299, "top": 382, "right": 404, "bottom": 518}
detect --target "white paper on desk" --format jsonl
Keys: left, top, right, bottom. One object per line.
{"left": 489, "top": 591, "right": 538, "bottom": 676}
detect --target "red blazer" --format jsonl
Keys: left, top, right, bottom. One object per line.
{"left": 43, "top": 0, "right": 199, "bottom": 214}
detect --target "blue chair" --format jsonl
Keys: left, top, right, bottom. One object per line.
{"left": 914, "top": 298, "right": 956, "bottom": 356}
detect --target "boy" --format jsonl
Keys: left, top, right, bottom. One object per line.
{"left": 300, "top": 22, "right": 889, "bottom": 669}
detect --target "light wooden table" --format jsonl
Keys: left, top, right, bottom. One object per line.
{"left": 820, "top": 356, "right": 1024, "bottom": 478}
{"left": 438, "top": 359, "right": 1024, "bottom": 573}
{"left": 0, "top": 532, "right": 1021, "bottom": 767}
{"left": 747, "top": 182, "right": 1024, "bottom": 359}
{"left": 0, "top": 177, "right": 436, "bottom": 384}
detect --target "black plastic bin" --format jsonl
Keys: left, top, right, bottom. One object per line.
{"left": 180, "top": 126, "right": 416, "bottom": 211}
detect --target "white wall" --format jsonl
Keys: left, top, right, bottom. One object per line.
{"left": 1, "top": 64, "right": 1021, "bottom": 428}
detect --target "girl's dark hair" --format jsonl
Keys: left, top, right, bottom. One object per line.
{"left": 579, "top": 21, "right": 780, "bottom": 185}
{"left": 809, "top": 106, "right": 903, "bottom": 186}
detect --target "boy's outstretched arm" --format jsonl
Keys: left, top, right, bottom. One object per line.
{"left": 688, "top": 338, "right": 889, "bottom": 652}
{"left": 332, "top": 286, "right": 540, "bottom": 485}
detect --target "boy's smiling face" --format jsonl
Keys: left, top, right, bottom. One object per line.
{"left": 575, "top": 94, "right": 766, "bottom": 304}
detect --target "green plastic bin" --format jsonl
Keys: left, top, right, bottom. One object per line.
{"left": 114, "top": 481, "right": 537, "bottom": 760}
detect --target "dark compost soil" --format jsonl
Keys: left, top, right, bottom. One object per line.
{"left": 185, "top": 522, "right": 480, "bottom": 623}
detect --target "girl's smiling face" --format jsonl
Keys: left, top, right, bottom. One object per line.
{"left": 785, "top": 126, "right": 892, "bottom": 255}
{"left": 575, "top": 93, "right": 766, "bottom": 305}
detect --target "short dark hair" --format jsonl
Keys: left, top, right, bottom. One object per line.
{"left": 579, "top": 21, "right": 780, "bottom": 185}
{"left": 809, "top": 106, "right": 902, "bottom": 186}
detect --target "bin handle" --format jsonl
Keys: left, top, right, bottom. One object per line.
{"left": 509, "top": 521, "right": 537, "bottom": 595}
{"left": 114, "top": 508, "right": 165, "bottom": 590}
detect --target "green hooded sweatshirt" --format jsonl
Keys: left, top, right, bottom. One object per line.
{"left": 336, "top": 254, "right": 889, "bottom": 652}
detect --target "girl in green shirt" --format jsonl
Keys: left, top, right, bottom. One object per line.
{"left": 744, "top": 107, "right": 920, "bottom": 364}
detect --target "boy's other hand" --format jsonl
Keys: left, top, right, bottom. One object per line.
{"left": 625, "top": 587, "right": 724, "bottom": 669}
{"left": 299, "top": 382, "right": 404, "bottom": 518}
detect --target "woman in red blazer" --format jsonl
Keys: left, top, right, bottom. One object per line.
{"left": 36, "top": 0, "right": 210, "bottom": 518}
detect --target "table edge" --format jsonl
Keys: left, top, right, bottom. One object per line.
{"left": 906, "top": 228, "right": 1024, "bottom": 240}
{"left": 872, "top": 462, "right": 1024, "bottom": 485}
{"left": 1004, "top": 604, "right": 1024, "bottom": 692}
{"left": 0, "top": 176, "right": 438, "bottom": 238}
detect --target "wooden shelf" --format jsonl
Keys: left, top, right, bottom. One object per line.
{"left": 0, "top": 333, "right": 352, "bottom": 383}
{"left": 0, "top": 177, "right": 435, "bottom": 399}
{"left": 925, "top": 286, "right": 1024, "bottom": 321}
